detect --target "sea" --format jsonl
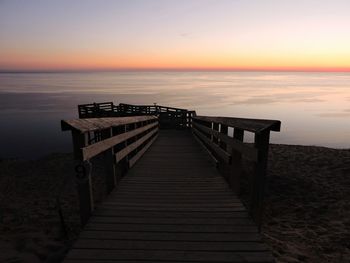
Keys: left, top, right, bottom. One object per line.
{"left": 0, "top": 71, "right": 349, "bottom": 159}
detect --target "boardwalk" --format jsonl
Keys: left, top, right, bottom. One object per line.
{"left": 64, "top": 130, "right": 274, "bottom": 263}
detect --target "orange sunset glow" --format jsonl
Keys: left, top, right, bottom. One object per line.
{"left": 1, "top": 0, "right": 350, "bottom": 72}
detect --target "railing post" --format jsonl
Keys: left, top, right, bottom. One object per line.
{"left": 71, "top": 130, "right": 94, "bottom": 225}
{"left": 229, "top": 128, "right": 244, "bottom": 193}
{"left": 251, "top": 129, "right": 270, "bottom": 230}
{"left": 71, "top": 130, "right": 87, "bottom": 160}
{"left": 103, "top": 128, "right": 117, "bottom": 193}
{"left": 219, "top": 124, "right": 228, "bottom": 151}
{"left": 121, "top": 124, "right": 129, "bottom": 174}
{"left": 218, "top": 124, "right": 229, "bottom": 178}
{"left": 75, "top": 161, "right": 93, "bottom": 225}
{"left": 212, "top": 123, "right": 219, "bottom": 144}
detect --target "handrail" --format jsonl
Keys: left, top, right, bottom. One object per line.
{"left": 191, "top": 115, "right": 281, "bottom": 230}
{"left": 61, "top": 115, "right": 159, "bottom": 225}
{"left": 77, "top": 102, "right": 196, "bottom": 129}
{"left": 62, "top": 116, "right": 156, "bottom": 133}
{"left": 193, "top": 115, "right": 281, "bottom": 133}
{"left": 192, "top": 121, "right": 258, "bottom": 161}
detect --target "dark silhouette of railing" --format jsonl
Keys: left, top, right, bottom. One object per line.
{"left": 78, "top": 102, "right": 195, "bottom": 129}
{"left": 61, "top": 115, "right": 159, "bottom": 225}
{"left": 191, "top": 116, "right": 280, "bottom": 228}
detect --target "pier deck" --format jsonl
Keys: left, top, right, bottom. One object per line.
{"left": 64, "top": 130, "right": 274, "bottom": 263}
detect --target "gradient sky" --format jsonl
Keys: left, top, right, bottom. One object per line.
{"left": 1, "top": 0, "right": 350, "bottom": 71}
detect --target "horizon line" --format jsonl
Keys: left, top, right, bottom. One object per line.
{"left": 1, "top": 67, "right": 350, "bottom": 74}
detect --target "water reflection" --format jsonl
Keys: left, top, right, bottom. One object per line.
{"left": 0, "top": 71, "right": 349, "bottom": 158}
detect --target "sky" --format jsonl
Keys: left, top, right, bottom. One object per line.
{"left": 1, "top": 0, "right": 350, "bottom": 72}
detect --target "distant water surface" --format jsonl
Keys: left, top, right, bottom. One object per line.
{"left": 0, "top": 71, "right": 349, "bottom": 158}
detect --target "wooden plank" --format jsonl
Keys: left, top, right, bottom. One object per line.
{"left": 115, "top": 128, "right": 158, "bottom": 163}
{"left": 128, "top": 134, "right": 158, "bottom": 168}
{"left": 106, "top": 198, "right": 239, "bottom": 204}
{"left": 112, "top": 190, "right": 234, "bottom": 195}
{"left": 120, "top": 181, "right": 227, "bottom": 186}
{"left": 79, "top": 231, "right": 261, "bottom": 242}
{"left": 82, "top": 122, "right": 158, "bottom": 160}
{"left": 103, "top": 197, "right": 240, "bottom": 203}
{"left": 66, "top": 249, "right": 274, "bottom": 262}
{"left": 192, "top": 127, "right": 231, "bottom": 164}
{"left": 61, "top": 116, "right": 157, "bottom": 133}
{"left": 91, "top": 210, "right": 249, "bottom": 219}
{"left": 90, "top": 210, "right": 248, "bottom": 218}
{"left": 193, "top": 115, "right": 281, "bottom": 132}
{"left": 193, "top": 122, "right": 257, "bottom": 161}
{"left": 115, "top": 185, "right": 231, "bottom": 190}
{"left": 74, "top": 239, "right": 267, "bottom": 251}
{"left": 90, "top": 216, "right": 251, "bottom": 225}
{"left": 64, "top": 260, "right": 264, "bottom": 263}
{"left": 84, "top": 223, "right": 256, "bottom": 233}
{"left": 110, "top": 193, "right": 235, "bottom": 198}
{"left": 95, "top": 206, "right": 246, "bottom": 212}
{"left": 101, "top": 202, "right": 243, "bottom": 208}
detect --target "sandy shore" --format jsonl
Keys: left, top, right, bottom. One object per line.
{"left": 0, "top": 145, "right": 349, "bottom": 262}
{"left": 262, "top": 145, "right": 350, "bottom": 262}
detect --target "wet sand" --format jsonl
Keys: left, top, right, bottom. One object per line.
{"left": 0, "top": 145, "right": 349, "bottom": 262}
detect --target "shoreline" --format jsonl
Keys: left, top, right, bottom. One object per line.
{"left": 1, "top": 144, "right": 349, "bottom": 262}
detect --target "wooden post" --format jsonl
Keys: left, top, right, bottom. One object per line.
{"left": 113, "top": 125, "right": 125, "bottom": 185}
{"left": 218, "top": 124, "right": 229, "bottom": 178}
{"left": 101, "top": 129, "right": 117, "bottom": 193}
{"left": 251, "top": 129, "right": 270, "bottom": 231}
{"left": 71, "top": 130, "right": 87, "bottom": 160}
{"left": 121, "top": 124, "right": 129, "bottom": 175}
{"left": 75, "top": 161, "right": 93, "bottom": 225}
{"left": 71, "top": 130, "right": 94, "bottom": 225}
{"left": 213, "top": 123, "right": 219, "bottom": 144}
{"left": 134, "top": 122, "right": 139, "bottom": 154}
{"left": 229, "top": 128, "right": 244, "bottom": 193}
{"left": 186, "top": 112, "right": 190, "bottom": 128}
{"left": 219, "top": 124, "right": 228, "bottom": 151}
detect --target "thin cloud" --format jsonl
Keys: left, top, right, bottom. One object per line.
{"left": 231, "top": 94, "right": 325, "bottom": 105}
{"left": 318, "top": 109, "right": 350, "bottom": 118}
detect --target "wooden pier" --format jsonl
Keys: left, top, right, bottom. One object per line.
{"left": 61, "top": 102, "right": 281, "bottom": 263}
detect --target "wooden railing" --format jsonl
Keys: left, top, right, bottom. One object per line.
{"left": 64, "top": 102, "right": 281, "bottom": 229}
{"left": 78, "top": 102, "right": 195, "bottom": 129}
{"left": 61, "top": 116, "right": 159, "bottom": 225}
{"left": 192, "top": 116, "right": 281, "bottom": 229}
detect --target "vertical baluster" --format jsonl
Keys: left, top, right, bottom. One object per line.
{"left": 218, "top": 124, "right": 229, "bottom": 178}
{"left": 213, "top": 123, "right": 219, "bottom": 144}
{"left": 219, "top": 124, "right": 228, "bottom": 151}
{"left": 75, "top": 161, "right": 93, "bottom": 226}
{"left": 71, "top": 131, "right": 93, "bottom": 225}
{"left": 251, "top": 129, "right": 270, "bottom": 230}
{"left": 103, "top": 128, "right": 117, "bottom": 193}
{"left": 229, "top": 128, "right": 244, "bottom": 193}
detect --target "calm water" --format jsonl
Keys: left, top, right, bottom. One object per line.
{"left": 0, "top": 71, "right": 349, "bottom": 159}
